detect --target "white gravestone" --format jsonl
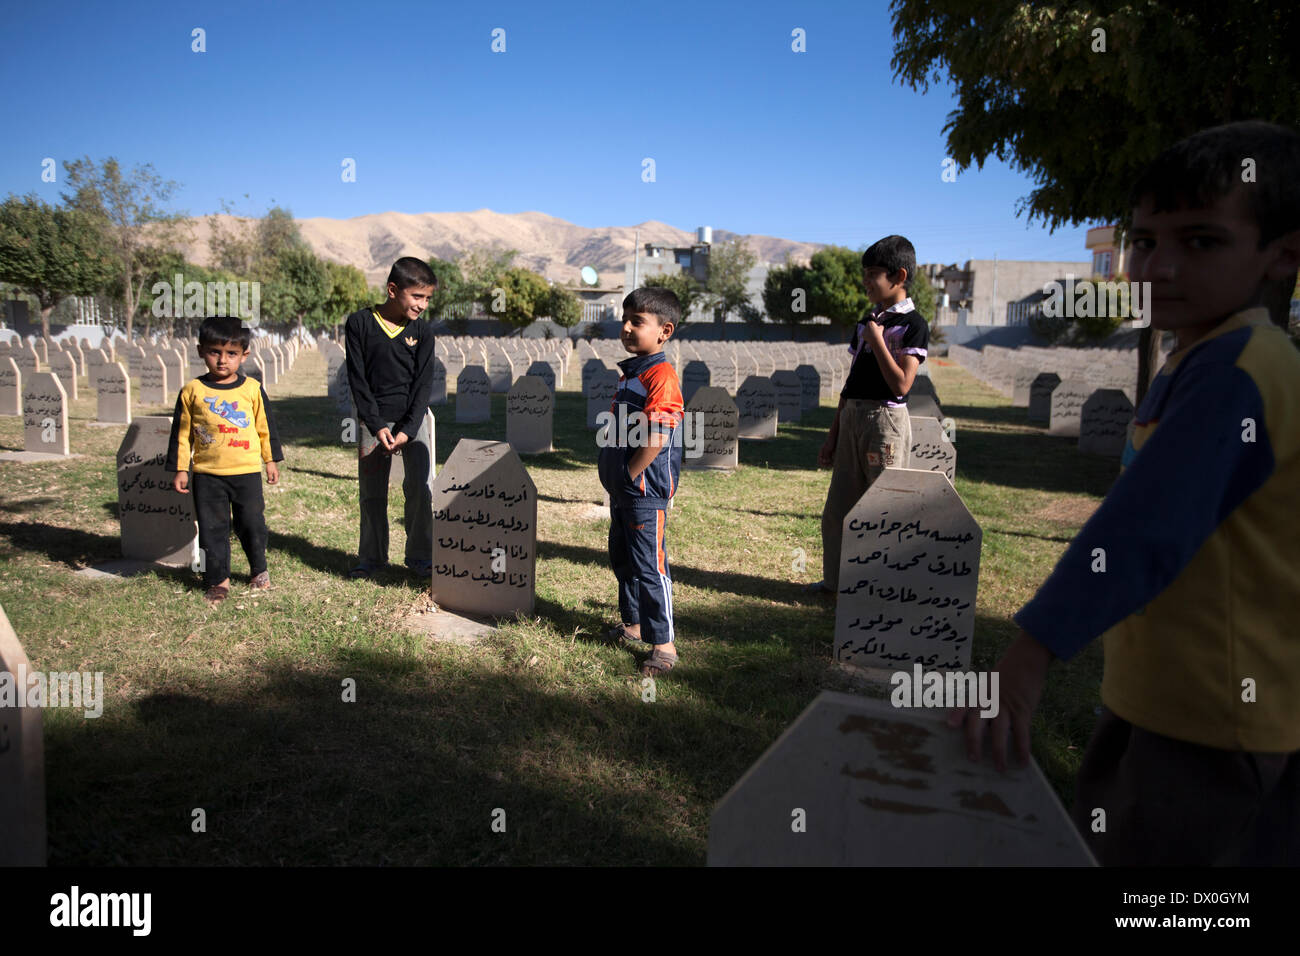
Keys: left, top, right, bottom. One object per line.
{"left": 794, "top": 364, "right": 821, "bottom": 412}
{"left": 708, "top": 357, "right": 738, "bottom": 394}
{"left": 431, "top": 439, "right": 537, "bottom": 617}
{"left": 707, "top": 691, "right": 1095, "bottom": 866}
{"left": 1078, "top": 389, "right": 1134, "bottom": 457}
{"left": 487, "top": 351, "right": 515, "bottom": 393}
{"left": 771, "top": 370, "right": 803, "bottom": 423}
{"left": 525, "top": 360, "right": 556, "bottom": 394}
{"left": 387, "top": 409, "right": 435, "bottom": 488}
{"left": 0, "top": 357, "right": 19, "bottom": 415}
{"left": 47, "top": 351, "right": 77, "bottom": 400}
{"left": 429, "top": 357, "right": 447, "bottom": 406}
{"left": 909, "top": 416, "right": 956, "bottom": 483}
{"left": 586, "top": 368, "right": 619, "bottom": 430}
{"left": 683, "top": 387, "right": 739, "bottom": 471}
{"left": 835, "top": 468, "right": 980, "bottom": 672}
{"left": 681, "top": 361, "right": 710, "bottom": 404}
{"left": 139, "top": 355, "right": 167, "bottom": 406}
{"left": 94, "top": 362, "right": 131, "bottom": 425}
{"left": 735, "top": 376, "right": 778, "bottom": 440}
{"left": 22, "top": 372, "right": 69, "bottom": 456}
{"left": 455, "top": 366, "right": 491, "bottom": 424}
{"left": 0, "top": 601, "right": 46, "bottom": 865}
{"left": 117, "top": 416, "right": 199, "bottom": 567}
{"left": 1027, "top": 372, "right": 1061, "bottom": 425}
{"left": 1048, "top": 379, "right": 1092, "bottom": 438}
{"left": 506, "top": 375, "right": 554, "bottom": 455}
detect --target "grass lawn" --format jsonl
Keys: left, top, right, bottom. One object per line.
{"left": 0, "top": 347, "right": 1119, "bottom": 865}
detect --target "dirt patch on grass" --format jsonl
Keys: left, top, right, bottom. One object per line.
{"left": 1033, "top": 496, "right": 1099, "bottom": 527}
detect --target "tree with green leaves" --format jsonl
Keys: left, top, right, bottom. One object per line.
{"left": 543, "top": 284, "right": 583, "bottom": 329}
{"left": 264, "top": 246, "right": 330, "bottom": 333}
{"left": 643, "top": 271, "right": 705, "bottom": 324}
{"left": 62, "top": 156, "right": 187, "bottom": 341}
{"left": 807, "top": 246, "right": 871, "bottom": 332}
{"left": 486, "top": 267, "right": 551, "bottom": 329}
{"left": 322, "top": 260, "right": 371, "bottom": 336}
{"left": 0, "top": 194, "right": 117, "bottom": 338}
{"left": 762, "top": 261, "right": 813, "bottom": 332}
{"left": 891, "top": 0, "right": 1300, "bottom": 396}
{"left": 458, "top": 245, "right": 517, "bottom": 310}
{"left": 704, "top": 239, "right": 757, "bottom": 322}
{"left": 425, "top": 257, "right": 469, "bottom": 319}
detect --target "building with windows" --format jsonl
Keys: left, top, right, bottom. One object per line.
{"left": 1084, "top": 225, "right": 1129, "bottom": 278}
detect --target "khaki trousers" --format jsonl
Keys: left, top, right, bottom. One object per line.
{"left": 820, "top": 399, "right": 911, "bottom": 590}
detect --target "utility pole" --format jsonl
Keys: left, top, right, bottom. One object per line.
{"left": 632, "top": 227, "right": 640, "bottom": 291}
{"left": 990, "top": 252, "right": 999, "bottom": 325}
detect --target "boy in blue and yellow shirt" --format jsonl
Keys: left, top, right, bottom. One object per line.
{"left": 168, "top": 316, "right": 283, "bottom": 604}
{"left": 952, "top": 121, "right": 1300, "bottom": 865}
{"left": 598, "top": 287, "right": 685, "bottom": 677}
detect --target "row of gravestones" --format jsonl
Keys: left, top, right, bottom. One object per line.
{"left": 946, "top": 346, "right": 1140, "bottom": 457}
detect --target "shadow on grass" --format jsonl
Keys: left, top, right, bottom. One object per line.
{"left": 0, "top": 519, "right": 126, "bottom": 569}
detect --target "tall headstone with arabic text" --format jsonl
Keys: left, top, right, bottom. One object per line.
{"left": 94, "top": 362, "right": 131, "bottom": 425}
{"left": 117, "top": 416, "right": 198, "bottom": 567}
{"left": 834, "top": 468, "right": 980, "bottom": 672}
{"left": 455, "top": 366, "right": 491, "bottom": 424}
{"left": 735, "top": 376, "right": 778, "bottom": 440}
{"left": 0, "top": 357, "right": 19, "bottom": 416}
{"left": 0, "top": 601, "right": 46, "bottom": 865}
{"left": 1078, "top": 389, "right": 1134, "bottom": 457}
{"left": 683, "top": 387, "right": 739, "bottom": 471}
{"left": 22, "top": 372, "right": 69, "bottom": 456}
{"left": 1048, "top": 379, "right": 1092, "bottom": 438}
{"left": 505, "top": 375, "right": 553, "bottom": 455}
{"left": 430, "top": 439, "right": 537, "bottom": 617}
{"left": 908, "top": 416, "right": 956, "bottom": 483}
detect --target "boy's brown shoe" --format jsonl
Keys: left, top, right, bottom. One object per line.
{"left": 250, "top": 571, "right": 271, "bottom": 591}
{"left": 205, "top": 584, "right": 230, "bottom": 606}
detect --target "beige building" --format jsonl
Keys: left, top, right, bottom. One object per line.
{"left": 922, "top": 258, "right": 1092, "bottom": 326}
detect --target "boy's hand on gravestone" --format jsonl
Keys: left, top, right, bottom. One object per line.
{"left": 172, "top": 472, "right": 189, "bottom": 494}
{"left": 946, "top": 629, "right": 1052, "bottom": 772}
{"left": 265, "top": 461, "right": 279, "bottom": 485}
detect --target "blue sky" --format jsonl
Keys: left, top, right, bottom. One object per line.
{"left": 0, "top": 0, "right": 1096, "bottom": 265}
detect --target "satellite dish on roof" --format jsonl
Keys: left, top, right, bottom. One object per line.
{"left": 580, "top": 266, "right": 598, "bottom": 286}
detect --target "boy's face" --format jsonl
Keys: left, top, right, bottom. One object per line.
{"left": 200, "top": 341, "right": 248, "bottom": 380}
{"left": 621, "top": 310, "right": 672, "bottom": 356}
{"left": 863, "top": 266, "right": 906, "bottom": 306}
{"left": 388, "top": 282, "right": 434, "bottom": 320}
{"left": 1129, "top": 188, "right": 1299, "bottom": 339}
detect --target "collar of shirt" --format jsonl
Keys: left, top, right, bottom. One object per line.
{"left": 869, "top": 297, "right": 916, "bottom": 321}
{"left": 617, "top": 350, "right": 667, "bottom": 379}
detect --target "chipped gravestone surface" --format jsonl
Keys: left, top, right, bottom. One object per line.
{"left": 794, "top": 364, "right": 821, "bottom": 412}
{"left": 770, "top": 370, "right": 803, "bottom": 423}
{"left": 586, "top": 368, "right": 619, "bottom": 429}
{"left": 1079, "top": 388, "right": 1134, "bottom": 457}
{"left": 683, "top": 387, "right": 739, "bottom": 471}
{"left": 1027, "top": 372, "right": 1061, "bottom": 425}
{"left": 506, "top": 375, "right": 553, "bottom": 455}
{"left": 139, "top": 355, "right": 167, "bottom": 406}
{"left": 429, "top": 357, "right": 447, "bottom": 405}
{"left": 1048, "top": 379, "right": 1092, "bottom": 438}
{"left": 681, "top": 360, "right": 710, "bottom": 404}
{"left": 118, "top": 416, "right": 198, "bottom": 566}
{"left": 22, "top": 372, "right": 69, "bottom": 456}
{"left": 707, "top": 691, "right": 1095, "bottom": 866}
{"left": 525, "top": 361, "right": 556, "bottom": 394}
{"left": 455, "top": 366, "right": 491, "bottom": 424}
{"left": 909, "top": 416, "right": 956, "bottom": 483}
{"left": 94, "top": 362, "right": 131, "bottom": 425}
{"left": 487, "top": 351, "right": 514, "bottom": 393}
{"left": 735, "top": 376, "right": 778, "bottom": 440}
{"left": 835, "top": 469, "right": 980, "bottom": 671}
{"left": 0, "top": 601, "right": 46, "bottom": 865}
{"left": 431, "top": 439, "right": 537, "bottom": 617}
{"left": 47, "top": 351, "right": 77, "bottom": 401}
{"left": 0, "top": 357, "right": 19, "bottom": 415}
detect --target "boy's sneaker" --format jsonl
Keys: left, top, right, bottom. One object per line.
{"left": 250, "top": 571, "right": 271, "bottom": 591}
{"left": 204, "top": 584, "right": 229, "bottom": 606}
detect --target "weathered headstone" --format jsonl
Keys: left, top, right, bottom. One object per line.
{"left": 1048, "top": 379, "right": 1092, "bottom": 438}
{"left": 47, "top": 351, "right": 77, "bottom": 401}
{"left": 835, "top": 468, "right": 980, "bottom": 671}
{"left": 487, "top": 350, "right": 514, "bottom": 393}
{"left": 707, "top": 691, "right": 1095, "bottom": 866}
{"left": 22, "top": 372, "right": 69, "bottom": 456}
{"left": 794, "top": 364, "right": 821, "bottom": 412}
{"left": 161, "top": 350, "right": 186, "bottom": 394}
{"left": 94, "top": 362, "right": 131, "bottom": 425}
{"left": 0, "top": 357, "right": 19, "bottom": 415}
{"left": 430, "top": 439, "right": 537, "bottom": 617}
{"left": 455, "top": 366, "right": 491, "bottom": 424}
{"left": 139, "top": 355, "right": 167, "bottom": 406}
{"left": 681, "top": 360, "right": 710, "bottom": 404}
{"left": 586, "top": 367, "right": 619, "bottom": 429}
{"left": 708, "top": 357, "right": 738, "bottom": 394}
{"left": 0, "top": 601, "right": 46, "bottom": 865}
{"left": 13, "top": 346, "right": 38, "bottom": 377}
{"left": 428, "top": 357, "right": 448, "bottom": 405}
{"left": 117, "top": 416, "right": 198, "bottom": 567}
{"left": 735, "top": 376, "right": 778, "bottom": 440}
{"left": 526, "top": 360, "right": 556, "bottom": 394}
{"left": 770, "top": 370, "right": 803, "bottom": 423}
{"left": 683, "top": 386, "right": 739, "bottom": 471}
{"left": 909, "top": 416, "right": 956, "bottom": 483}
{"left": 506, "top": 375, "right": 553, "bottom": 455}
{"left": 1027, "top": 372, "right": 1061, "bottom": 425}
{"left": 1078, "top": 388, "right": 1134, "bottom": 457}
{"left": 1011, "top": 367, "right": 1038, "bottom": 408}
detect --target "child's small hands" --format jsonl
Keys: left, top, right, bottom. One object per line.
{"left": 172, "top": 472, "right": 189, "bottom": 494}
{"left": 864, "top": 319, "right": 885, "bottom": 342}
{"left": 818, "top": 437, "right": 836, "bottom": 468}
{"left": 375, "top": 427, "right": 397, "bottom": 452}
{"left": 390, "top": 431, "right": 410, "bottom": 451}
{"left": 945, "top": 629, "right": 1052, "bottom": 772}
{"left": 266, "top": 461, "right": 280, "bottom": 485}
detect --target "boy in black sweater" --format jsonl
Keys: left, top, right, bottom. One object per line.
{"left": 344, "top": 257, "right": 437, "bottom": 577}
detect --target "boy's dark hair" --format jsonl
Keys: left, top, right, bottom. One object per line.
{"left": 198, "top": 316, "right": 250, "bottom": 351}
{"left": 623, "top": 286, "right": 681, "bottom": 327}
{"left": 862, "top": 236, "right": 917, "bottom": 289}
{"left": 1129, "top": 120, "right": 1300, "bottom": 246}
{"left": 386, "top": 257, "right": 438, "bottom": 291}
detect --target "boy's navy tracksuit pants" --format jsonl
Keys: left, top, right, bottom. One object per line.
{"left": 608, "top": 504, "right": 674, "bottom": 646}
